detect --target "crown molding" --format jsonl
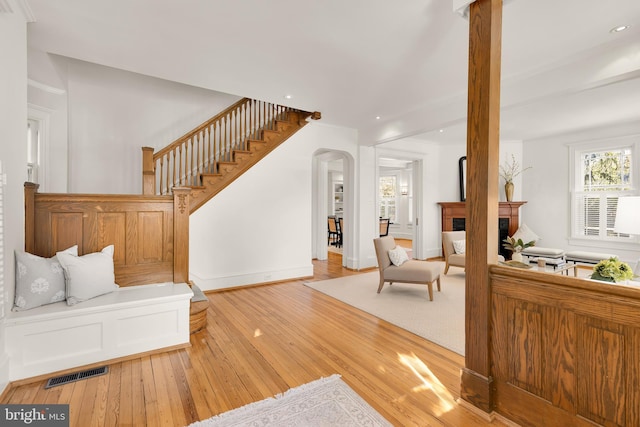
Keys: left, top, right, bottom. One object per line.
{"left": 0, "top": 0, "right": 35, "bottom": 22}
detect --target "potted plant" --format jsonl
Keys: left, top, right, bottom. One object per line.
{"left": 502, "top": 236, "right": 535, "bottom": 262}
{"left": 499, "top": 154, "right": 532, "bottom": 202}
{"left": 591, "top": 257, "right": 634, "bottom": 283}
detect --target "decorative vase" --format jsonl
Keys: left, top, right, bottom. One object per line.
{"left": 511, "top": 252, "right": 523, "bottom": 262}
{"left": 504, "top": 181, "right": 514, "bottom": 202}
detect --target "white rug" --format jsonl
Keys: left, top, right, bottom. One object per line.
{"left": 188, "top": 374, "right": 392, "bottom": 427}
{"left": 305, "top": 263, "right": 465, "bottom": 356}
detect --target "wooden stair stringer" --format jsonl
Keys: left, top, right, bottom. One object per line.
{"left": 188, "top": 111, "right": 313, "bottom": 213}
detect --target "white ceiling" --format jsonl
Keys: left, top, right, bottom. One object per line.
{"left": 26, "top": 0, "right": 640, "bottom": 145}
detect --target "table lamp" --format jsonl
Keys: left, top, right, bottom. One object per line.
{"left": 614, "top": 196, "right": 640, "bottom": 281}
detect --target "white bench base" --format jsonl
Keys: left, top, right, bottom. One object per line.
{"left": 5, "top": 282, "right": 193, "bottom": 381}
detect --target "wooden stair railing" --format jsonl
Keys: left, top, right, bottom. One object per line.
{"left": 142, "top": 97, "right": 319, "bottom": 213}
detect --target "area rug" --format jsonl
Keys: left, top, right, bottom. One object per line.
{"left": 188, "top": 374, "right": 392, "bottom": 426}
{"left": 304, "top": 263, "right": 465, "bottom": 356}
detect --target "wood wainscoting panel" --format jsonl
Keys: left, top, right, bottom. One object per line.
{"left": 136, "top": 211, "right": 165, "bottom": 263}
{"left": 24, "top": 185, "right": 182, "bottom": 288}
{"left": 576, "top": 317, "right": 627, "bottom": 426}
{"left": 490, "top": 266, "right": 640, "bottom": 427}
{"left": 48, "top": 212, "right": 84, "bottom": 254}
{"left": 97, "top": 212, "right": 127, "bottom": 265}
{"left": 509, "top": 300, "right": 545, "bottom": 398}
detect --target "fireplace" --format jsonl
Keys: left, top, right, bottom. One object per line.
{"left": 439, "top": 201, "right": 526, "bottom": 258}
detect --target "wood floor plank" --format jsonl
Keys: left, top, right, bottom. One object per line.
{"left": 1, "top": 257, "right": 507, "bottom": 426}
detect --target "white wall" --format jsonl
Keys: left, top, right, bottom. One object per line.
{"left": 189, "top": 122, "right": 360, "bottom": 290}
{"left": 0, "top": 7, "right": 28, "bottom": 393}
{"left": 27, "top": 50, "right": 69, "bottom": 192}
{"left": 523, "top": 122, "right": 640, "bottom": 265}
{"left": 62, "top": 59, "right": 240, "bottom": 194}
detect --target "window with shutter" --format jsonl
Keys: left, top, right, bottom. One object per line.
{"left": 570, "top": 138, "right": 638, "bottom": 243}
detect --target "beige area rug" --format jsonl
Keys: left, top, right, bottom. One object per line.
{"left": 188, "top": 374, "right": 392, "bottom": 427}
{"left": 305, "top": 262, "right": 466, "bottom": 356}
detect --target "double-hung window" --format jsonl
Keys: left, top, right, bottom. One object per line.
{"left": 570, "top": 136, "right": 638, "bottom": 244}
{"left": 379, "top": 175, "right": 397, "bottom": 223}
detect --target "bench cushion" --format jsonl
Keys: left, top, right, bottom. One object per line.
{"left": 566, "top": 251, "right": 616, "bottom": 263}
{"left": 522, "top": 247, "right": 565, "bottom": 258}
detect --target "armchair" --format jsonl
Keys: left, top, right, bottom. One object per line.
{"left": 442, "top": 231, "right": 466, "bottom": 274}
{"left": 373, "top": 236, "right": 441, "bottom": 301}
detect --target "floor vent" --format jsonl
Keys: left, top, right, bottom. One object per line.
{"left": 45, "top": 366, "right": 108, "bottom": 389}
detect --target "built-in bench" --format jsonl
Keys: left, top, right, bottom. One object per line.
{"left": 5, "top": 282, "right": 193, "bottom": 381}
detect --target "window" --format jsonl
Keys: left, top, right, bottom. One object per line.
{"left": 27, "top": 119, "right": 40, "bottom": 184}
{"left": 379, "top": 175, "right": 397, "bottom": 222}
{"left": 571, "top": 138, "right": 638, "bottom": 243}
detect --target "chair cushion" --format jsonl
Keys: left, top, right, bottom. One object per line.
{"left": 385, "top": 260, "right": 440, "bottom": 282}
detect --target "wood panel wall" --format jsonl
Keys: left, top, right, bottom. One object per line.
{"left": 24, "top": 183, "right": 190, "bottom": 287}
{"left": 490, "top": 265, "right": 640, "bottom": 426}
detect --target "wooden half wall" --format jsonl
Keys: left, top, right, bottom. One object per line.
{"left": 24, "top": 183, "right": 190, "bottom": 286}
{"left": 490, "top": 265, "right": 640, "bottom": 426}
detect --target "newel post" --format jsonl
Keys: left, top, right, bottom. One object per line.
{"left": 172, "top": 187, "right": 190, "bottom": 284}
{"left": 142, "top": 147, "right": 155, "bottom": 195}
{"left": 24, "top": 182, "right": 39, "bottom": 254}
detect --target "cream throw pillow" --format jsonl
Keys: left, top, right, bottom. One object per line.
{"left": 512, "top": 223, "right": 540, "bottom": 244}
{"left": 57, "top": 245, "right": 119, "bottom": 305}
{"left": 453, "top": 239, "right": 466, "bottom": 254}
{"left": 388, "top": 246, "right": 409, "bottom": 266}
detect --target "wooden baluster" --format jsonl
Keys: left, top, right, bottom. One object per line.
{"left": 212, "top": 121, "right": 218, "bottom": 173}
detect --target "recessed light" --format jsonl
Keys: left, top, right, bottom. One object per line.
{"left": 375, "top": 116, "right": 381, "bottom": 120}
{"left": 284, "top": 94, "right": 292, "bottom": 99}
{"left": 439, "top": 129, "right": 444, "bottom": 133}
{"left": 610, "top": 25, "right": 630, "bottom": 33}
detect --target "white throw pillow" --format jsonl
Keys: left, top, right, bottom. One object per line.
{"left": 388, "top": 246, "right": 409, "bottom": 266}
{"left": 512, "top": 223, "right": 540, "bottom": 244}
{"left": 453, "top": 239, "right": 466, "bottom": 255}
{"left": 57, "top": 245, "right": 119, "bottom": 306}
{"left": 13, "top": 246, "right": 78, "bottom": 311}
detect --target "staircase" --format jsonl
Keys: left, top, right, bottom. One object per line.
{"left": 142, "top": 97, "right": 319, "bottom": 333}
{"left": 142, "top": 97, "right": 319, "bottom": 212}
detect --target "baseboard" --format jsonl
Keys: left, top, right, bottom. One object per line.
{"left": 0, "top": 352, "right": 9, "bottom": 400}
{"left": 191, "top": 265, "right": 314, "bottom": 291}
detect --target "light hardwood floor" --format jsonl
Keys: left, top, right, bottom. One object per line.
{"left": 1, "top": 251, "right": 507, "bottom": 426}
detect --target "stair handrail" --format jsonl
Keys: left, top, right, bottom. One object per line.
{"left": 143, "top": 98, "right": 303, "bottom": 195}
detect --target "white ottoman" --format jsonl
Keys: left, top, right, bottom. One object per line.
{"left": 565, "top": 251, "right": 616, "bottom": 265}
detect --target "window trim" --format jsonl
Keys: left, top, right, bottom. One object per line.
{"left": 568, "top": 135, "right": 640, "bottom": 248}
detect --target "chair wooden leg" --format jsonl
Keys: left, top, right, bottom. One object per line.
{"left": 436, "top": 276, "right": 441, "bottom": 292}
{"left": 444, "top": 263, "right": 450, "bottom": 274}
{"left": 427, "top": 283, "right": 433, "bottom": 301}
{"left": 377, "top": 277, "right": 385, "bottom": 293}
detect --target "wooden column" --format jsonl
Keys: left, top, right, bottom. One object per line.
{"left": 461, "top": 0, "right": 503, "bottom": 413}
{"left": 172, "top": 187, "right": 191, "bottom": 284}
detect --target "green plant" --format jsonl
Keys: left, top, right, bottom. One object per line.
{"left": 502, "top": 236, "right": 535, "bottom": 253}
{"left": 591, "top": 257, "right": 634, "bottom": 282}
{"left": 499, "top": 154, "right": 532, "bottom": 183}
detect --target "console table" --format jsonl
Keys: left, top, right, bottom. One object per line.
{"left": 438, "top": 201, "right": 526, "bottom": 257}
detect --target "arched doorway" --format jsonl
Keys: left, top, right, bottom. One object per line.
{"left": 312, "top": 150, "right": 354, "bottom": 268}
